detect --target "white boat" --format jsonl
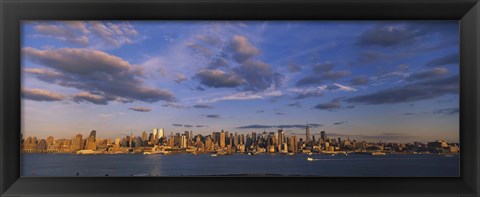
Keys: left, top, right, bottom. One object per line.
{"left": 307, "top": 157, "right": 314, "bottom": 161}
{"left": 143, "top": 151, "right": 167, "bottom": 155}
{"left": 211, "top": 154, "right": 218, "bottom": 157}
{"left": 371, "top": 152, "right": 386, "bottom": 156}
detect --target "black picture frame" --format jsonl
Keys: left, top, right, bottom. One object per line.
{"left": 1, "top": 0, "right": 479, "bottom": 196}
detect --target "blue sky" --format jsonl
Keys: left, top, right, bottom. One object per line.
{"left": 21, "top": 21, "right": 459, "bottom": 143}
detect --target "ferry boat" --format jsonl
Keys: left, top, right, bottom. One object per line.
{"left": 143, "top": 151, "right": 169, "bottom": 155}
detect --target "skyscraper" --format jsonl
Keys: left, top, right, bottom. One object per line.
{"left": 71, "top": 133, "right": 83, "bottom": 150}
{"left": 89, "top": 130, "right": 96, "bottom": 139}
{"left": 213, "top": 132, "right": 220, "bottom": 144}
{"left": 180, "top": 134, "right": 188, "bottom": 148}
{"left": 129, "top": 132, "right": 133, "bottom": 148}
{"left": 234, "top": 132, "right": 239, "bottom": 146}
{"left": 205, "top": 136, "right": 212, "bottom": 151}
{"left": 167, "top": 136, "right": 175, "bottom": 147}
{"left": 184, "top": 131, "right": 189, "bottom": 141}
{"left": 158, "top": 128, "right": 164, "bottom": 139}
{"left": 277, "top": 129, "right": 284, "bottom": 146}
{"left": 289, "top": 135, "right": 298, "bottom": 153}
{"left": 46, "top": 136, "right": 54, "bottom": 146}
{"left": 321, "top": 131, "right": 327, "bottom": 142}
{"left": 220, "top": 130, "right": 226, "bottom": 148}
{"left": 240, "top": 134, "right": 245, "bottom": 145}
{"left": 174, "top": 133, "right": 180, "bottom": 147}
{"left": 153, "top": 128, "right": 158, "bottom": 140}
{"left": 135, "top": 137, "right": 142, "bottom": 148}
{"left": 306, "top": 124, "right": 311, "bottom": 142}
{"left": 85, "top": 130, "right": 97, "bottom": 150}
{"left": 37, "top": 139, "right": 47, "bottom": 150}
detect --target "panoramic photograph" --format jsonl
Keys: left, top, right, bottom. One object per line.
{"left": 21, "top": 21, "right": 459, "bottom": 177}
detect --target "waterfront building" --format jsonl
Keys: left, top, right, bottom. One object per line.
{"left": 229, "top": 134, "right": 233, "bottom": 147}
{"left": 180, "top": 134, "right": 188, "bottom": 148}
{"left": 46, "top": 136, "right": 54, "bottom": 146}
{"left": 184, "top": 131, "right": 189, "bottom": 141}
{"left": 90, "top": 130, "right": 96, "bottom": 138}
{"left": 153, "top": 128, "right": 158, "bottom": 140}
{"left": 213, "top": 132, "right": 220, "bottom": 144}
{"left": 71, "top": 134, "right": 84, "bottom": 151}
{"left": 320, "top": 131, "right": 326, "bottom": 142}
{"left": 289, "top": 135, "right": 298, "bottom": 153}
{"left": 37, "top": 139, "right": 47, "bottom": 150}
{"left": 354, "top": 141, "right": 366, "bottom": 150}
{"left": 233, "top": 132, "right": 238, "bottom": 146}
{"left": 281, "top": 143, "right": 288, "bottom": 153}
{"left": 167, "top": 136, "right": 175, "bottom": 147}
{"left": 195, "top": 140, "right": 204, "bottom": 149}
{"left": 84, "top": 130, "right": 97, "bottom": 151}
{"left": 278, "top": 129, "right": 284, "bottom": 146}
{"left": 237, "top": 144, "right": 246, "bottom": 152}
{"left": 220, "top": 130, "right": 226, "bottom": 148}
{"left": 240, "top": 134, "right": 245, "bottom": 145}
{"left": 135, "top": 137, "right": 142, "bottom": 148}
{"left": 449, "top": 145, "right": 460, "bottom": 153}
{"left": 174, "top": 133, "right": 181, "bottom": 147}
{"left": 148, "top": 133, "right": 154, "bottom": 144}
{"left": 158, "top": 128, "right": 164, "bottom": 139}
{"left": 428, "top": 140, "right": 449, "bottom": 149}
{"left": 306, "top": 124, "right": 311, "bottom": 142}
{"left": 24, "top": 136, "right": 37, "bottom": 150}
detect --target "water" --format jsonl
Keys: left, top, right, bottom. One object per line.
{"left": 21, "top": 153, "right": 459, "bottom": 177}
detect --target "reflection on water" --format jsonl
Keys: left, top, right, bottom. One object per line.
{"left": 21, "top": 153, "right": 459, "bottom": 177}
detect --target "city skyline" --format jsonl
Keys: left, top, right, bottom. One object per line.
{"left": 21, "top": 126, "right": 459, "bottom": 155}
{"left": 21, "top": 21, "right": 459, "bottom": 143}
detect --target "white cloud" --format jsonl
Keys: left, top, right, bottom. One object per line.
{"left": 288, "top": 83, "right": 356, "bottom": 99}
{"left": 198, "top": 89, "right": 282, "bottom": 103}
{"left": 22, "top": 88, "right": 65, "bottom": 101}
{"left": 332, "top": 83, "right": 357, "bottom": 92}
{"left": 30, "top": 21, "right": 140, "bottom": 49}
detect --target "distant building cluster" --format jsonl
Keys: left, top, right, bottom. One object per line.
{"left": 21, "top": 124, "right": 460, "bottom": 155}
